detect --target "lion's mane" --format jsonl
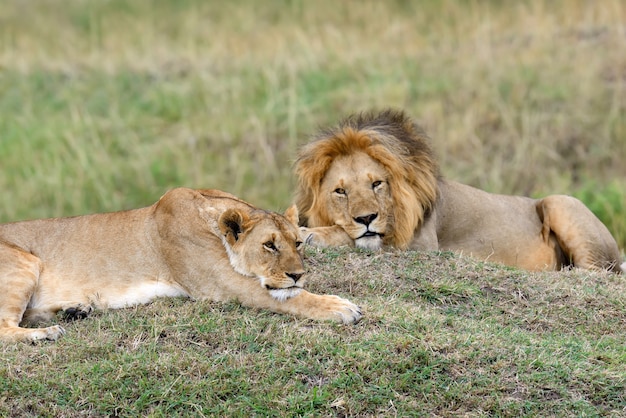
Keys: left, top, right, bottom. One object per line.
{"left": 294, "top": 109, "right": 439, "bottom": 249}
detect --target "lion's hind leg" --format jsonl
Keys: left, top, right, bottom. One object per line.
{"left": 537, "top": 195, "right": 623, "bottom": 273}
{"left": 0, "top": 246, "right": 66, "bottom": 343}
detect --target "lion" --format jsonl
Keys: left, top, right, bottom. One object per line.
{"left": 0, "top": 187, "right": 362, "bottom": 343}
{"left": 294, "top": 109, "right": 625, "bottom": 274}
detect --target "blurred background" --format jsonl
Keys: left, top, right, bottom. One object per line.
{"left": 1, "top": 0, "right": 624, "bottom": 249}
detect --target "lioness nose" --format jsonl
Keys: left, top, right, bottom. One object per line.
{"left": 286, "top": 272, "right": 303, "bottom": 283}
{"left": 354, "top": 213, "right": 377, "bottom": 226}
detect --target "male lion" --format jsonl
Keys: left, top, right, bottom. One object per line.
{"left": 0, "top": 188, "right": 361, "bottom": 343}
{"left": 294, "top": 109, "right": 625, "bottom": 273}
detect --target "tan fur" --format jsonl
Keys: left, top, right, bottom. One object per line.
{"left": 294, "top": 109, "right": 624, "bottom": 273}
{"left": 0, "top": 188, "right": 361, "bottom": 343}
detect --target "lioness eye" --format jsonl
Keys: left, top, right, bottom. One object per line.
{"left": 334, "top": 188, "right": 346, "bottom": 195}
{"left": 295, "top": 240, "right": 303, "bottom": 249}
{"left": 372, "top": 180, "right": 382, "bottom": 188}
{"left": 263, "top": 241, "right": 277, "bottom": 252}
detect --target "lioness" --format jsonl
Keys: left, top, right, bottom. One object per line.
{"left": 294, "top": 109, "right": 625, "bottom": 273}
{"left": 0, "top": 188, "right": 361, "bottom": 343}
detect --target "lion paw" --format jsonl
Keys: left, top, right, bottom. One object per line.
{"left": 299, "top": 226, "right": 355, "bottom": 248}
{"left": 300, "top": 227, "right": 318, "bottom": 246}
{"left": 62, "top": 304, "right": 93, "bottom": 321}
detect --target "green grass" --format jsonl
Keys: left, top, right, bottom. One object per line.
{"left": 1, "top": 0, "right": 625, "bottom": 415}
{"left": 1, "top": 0, "right": 625, "bottom": 238}
{"left": 1, "top": 248, "right": 625, "bottom": 416}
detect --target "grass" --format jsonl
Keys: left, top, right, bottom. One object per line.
{"left": 1, "top": 0, "right": 625, "bottom": 415}
{"left": 1, "top": 248, "right": 625, "bottom": 416}
{"left": 0, "top": 0, "right": 625, "bottom": 242}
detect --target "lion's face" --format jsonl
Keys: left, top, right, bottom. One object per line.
{"left": 294, "top": 110, "right": 439, "bottom": 250}
{"left": 218, "top": 206, "right": 306, "bottom": 301}
{"left": 319, "top": 151, "right": 393, "bottom": 250}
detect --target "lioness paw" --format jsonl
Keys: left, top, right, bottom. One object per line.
{"left": 30, "top": 325, "right": 66, "bottom": 342}
{"left": 324, "top": 295, "right": 362, "bottom": 324}
{"left": 62, "top": 304, "right": 93, "bottom": 321}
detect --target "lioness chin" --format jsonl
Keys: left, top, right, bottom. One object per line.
{"left": 294, "top": 109, "right": 625, "bottom": 273}
{"left": 0, "top": 188, "right": 361, "bottom": 343}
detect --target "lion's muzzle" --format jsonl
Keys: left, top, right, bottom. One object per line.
{"left": 355, "top": 232, "right": 384, "bottom": 251}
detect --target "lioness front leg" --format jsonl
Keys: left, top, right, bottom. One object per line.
{"left": 222, "top": 278, "right": 362, "bottom": 324}
{"left": 300, "top": 226, "right": 354, "bottom": 248}
{"left": 271, "top": 290, "right": 362, "bottom": 324}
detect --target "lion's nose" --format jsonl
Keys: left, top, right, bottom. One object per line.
{"left": 286, "top": 272, "right": 303, "bottom": 283}
{"left": 354, "top": 213, "right": 378, "bottom": 226}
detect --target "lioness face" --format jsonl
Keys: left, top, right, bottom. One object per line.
{"left": 320, "top": 152, "right": 392, "bottom": 251}
{"left": 219, "top": 209, "right": 306, "bottom": 301}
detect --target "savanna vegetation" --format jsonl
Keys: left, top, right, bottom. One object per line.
{"left": 1, "top": 0, "right": 625, "bottom": 416}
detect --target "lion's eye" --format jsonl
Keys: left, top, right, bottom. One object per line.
{"left": 263, "top": 241, "right": 277, "bottom": 252}
{"left": 295, "top": 240, "right": 303, "bottom": 249}
{"left": 334, "top": 188, "right": 346, "bottom": 195}
{"left": 372, "top": 180, "right": 383, "bottom": 189}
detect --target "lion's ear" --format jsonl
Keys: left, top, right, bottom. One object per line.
{"left": 219, "top": 209, "right": 250, "bottom": 245}
{"left": 283, "top": 205, "right": 299, "bottom": 227}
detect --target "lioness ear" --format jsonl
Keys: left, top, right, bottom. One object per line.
{"left": 219, "top": 209, "right": 249, "bottom": 245}
{"left": 283, "top": 205, "right": 299, "bottom": 226}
